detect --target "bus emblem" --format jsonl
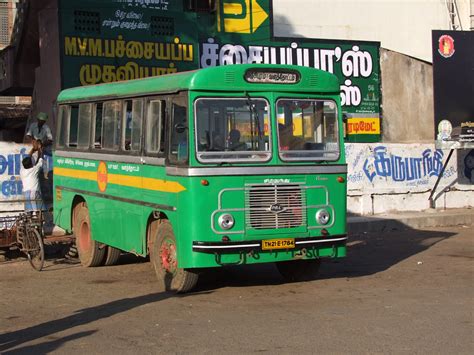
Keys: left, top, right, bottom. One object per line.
{"left": 269, "top": 203, "right": 286, "bottom": 214}
{"left": 97, "top": 161, "right": 108, "bottom": 192}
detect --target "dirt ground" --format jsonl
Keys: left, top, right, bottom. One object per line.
{"left": 0, "top": 225, "right": 473, "bottom": 354}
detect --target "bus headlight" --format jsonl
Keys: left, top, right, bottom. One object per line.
{"left": 316, "top": 209, "right": 330, "bottom": 225}
{"left": 218, "top": 214, "right": 235, "bottom": 230}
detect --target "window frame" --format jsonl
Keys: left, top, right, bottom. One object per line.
{"left": 144, "top": 97, "right": 167, "bottom": 158}
{"left": 167, "top": 93, "right": 189, "bottom": 166}
{"left": 91, "top": 102, "right": 103, "bottom": 151}
{"left": 98, "top": 99, "right": 123, "bottom": 152}
{"left": 276, "top": 98, "right": 340, "bottom": 162}
{"left": 55, "top": 94, "right": 172, "bottom": 160}
{"left": 76, "top": 103, "right": 93, "bottom": 150}
{"left": 55, "top": 104, "right": 71, "bottom": 149}
{"left": 122, "top": 98, "right": 145, "bottom": 154}
{"left": 193, "top": 96, "right": 272, "bottom": 164}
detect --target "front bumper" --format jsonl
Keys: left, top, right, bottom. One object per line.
{"left": 192, "top": 235, "right": 347, "bottom": 254}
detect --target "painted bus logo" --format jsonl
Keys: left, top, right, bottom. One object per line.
{"left": 97, "top": 161, "right": 108, "bottom": 192}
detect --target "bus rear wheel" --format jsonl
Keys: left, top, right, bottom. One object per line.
{"left": 150, "top": 220, "right": 198, "bottom": 293}
{"left": 103, "top": 246, "right": 121, "bottom": 266}
{"left": 73, "top": 202, "right": 105, "bottom": 267}
{"left": 276, "top": 259, "right": 321, "bottom": 282}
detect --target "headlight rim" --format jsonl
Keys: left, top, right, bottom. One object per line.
{"left": 218, "top": 213, "right": 235, "bottom": 230}
{"left": 316, "top": 209, "right": 330, "bottom": 225}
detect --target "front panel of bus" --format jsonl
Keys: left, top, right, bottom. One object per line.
{"left": 171, "top": 90, "right": 347, "bottom": 268}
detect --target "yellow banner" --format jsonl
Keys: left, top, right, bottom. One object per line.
{"left": 218, "top": 0, "right": 268, "bottom": 34}
{"left": 347, "top": 118, "right": 380, "bottom": 135}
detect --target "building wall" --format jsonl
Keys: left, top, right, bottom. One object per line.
{"left": 0, "top": 0, "right": 18, "bottom": 48}
{"left": 380, "top": 49, "right": 434, "bottom": 143}
{"left": 272, "top": 0, "right": 471, "bottom": 63}
{"left": 0, "top": 142, "right": 26, "bottom": 213}
{"left": 27, "top": 4, "right": 61, "bottom": 134}
{"left": 346, "top": 143, "right": 474, "bottom": 215}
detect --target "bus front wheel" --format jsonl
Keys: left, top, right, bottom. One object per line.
{"left": 73, "top": 202, "right": 105, "bottom": 267}
{"left": 276, "top": 259, "right": 321, "bottom": 282}
{"left": 150, "top": 220, "right": 198, "bottom": 293}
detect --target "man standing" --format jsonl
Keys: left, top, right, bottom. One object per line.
{"left": 25, "top": 112, "right": 53, "bottom": 213}
{"left": 26, "top": 112, "right": 53, "bottom": 164}
{"left": 20, "top": 143, "right": 44, "bottom": 212}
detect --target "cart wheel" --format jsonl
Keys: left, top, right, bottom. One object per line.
{"left": 25, "top": 228, "right": 45, "bottom": 271}
{"left": 103, "top": 246, "right": 121, "bottom": 266}
{"left": 276, "top": 259, "right": 321, "bottom": 282}
{"left": 150, "top": 220, "right": 198, "bottom": 293}
{"left": 73, "top": 202, "right": 105, "bottom": 267}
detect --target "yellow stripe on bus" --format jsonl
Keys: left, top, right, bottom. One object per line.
{"left": 54, "top": 167, "right": 97, "bottom": 181}
{"left": 142, "top": 177, "right": 186, "bottom": 193}
{"left": 54, "top": 167, "right": 186, "bottom": 193}
{"left": 109, "top": 175, "right": 186, "bottom": 193}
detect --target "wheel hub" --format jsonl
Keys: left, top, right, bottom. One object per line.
{"left": 79, "top": 220, "right": 92, "bottom": 251}
{"left": 160, "top": 239, "right": 177, "bottom": 274}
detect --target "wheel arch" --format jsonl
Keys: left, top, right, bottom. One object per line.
{"left": 71, "top": 195, "right": 86, "bottom": 229}
{"left": 146, "top": 211, "right": 169, "bottom": 256}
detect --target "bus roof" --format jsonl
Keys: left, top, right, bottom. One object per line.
{"left": 57, "top": 64, "right": 340, "bottom": 103}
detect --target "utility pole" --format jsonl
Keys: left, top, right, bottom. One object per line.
{"left": 451, "top": 0, "right": 456, "bottom": 29}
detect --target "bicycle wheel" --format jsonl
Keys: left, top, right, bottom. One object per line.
{"left": 25, "top": 228, "right": 45, "bottom": 271}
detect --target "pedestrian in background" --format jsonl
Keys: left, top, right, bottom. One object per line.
{"left": 25, "top": 112, "right": 53, "bottom": 176}
{"left": 20, "top": 142, "right": 44, "bottom": 212}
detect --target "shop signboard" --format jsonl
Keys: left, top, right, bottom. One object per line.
{"left": 432, "top": 30, "right": 474, "bottom": 149}
{"left": 58, "top": 0, "right": 381, "bottom": 142}
{"left": 59, "top": 0, "right": 200, "bottom": 88}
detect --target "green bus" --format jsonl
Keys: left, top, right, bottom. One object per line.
{"left": 54, "top": 64, "right": 347, "bottom": 292}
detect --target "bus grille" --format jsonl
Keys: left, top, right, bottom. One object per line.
{"left": 246, "top": 184, "right": 306, "bottom": 230}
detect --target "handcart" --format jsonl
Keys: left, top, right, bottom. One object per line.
{"left": 0, "top": 211, "right": 45, "bottom": 271}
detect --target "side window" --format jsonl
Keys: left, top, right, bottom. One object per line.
{"left": 56, "top": 105, "right": 70, "bottom": 148}
{"left": 123, "top": 99, "right": 143, "bottom": 152}
{"left": 69, "top": 105, "right": 79, "bottom": 147}
{"left": 56, "top": 103, "right": 91, "bottom": 149}
{"left": 145, "top": 99, "right": 166, "bottom": 155}
{"left": 77, "top": 103, "right": 92, "bottom": 149}
{"left": 93, "top": 103, "right": 103, "bottom": 149}
{"left": 168, "top": 95, "right": 188, "bottom": 165}
{"left": 102, "top": 100, "right": 122, "bottom": 151}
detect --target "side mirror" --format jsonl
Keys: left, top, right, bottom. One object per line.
{"left": 342, "top": 114, "right": 348, "bottom": 139}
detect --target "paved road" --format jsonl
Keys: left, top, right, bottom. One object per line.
{"left": 1, "top": 226, "right": 473, "bottom": 354}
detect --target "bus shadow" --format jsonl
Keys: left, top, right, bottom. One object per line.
{"left": 0, "top": 291, "right": 180, "bottom": 353}
{"left": 3, "top": 330, "right": 97, "bottom": 355}
{"left": 319, "top": 221, "right": 457, "bottom": 280}
{"left": 194, "top": 220, "right": 458, "bottom": 292}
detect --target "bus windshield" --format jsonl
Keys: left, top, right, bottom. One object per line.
{"left": 195, "top": 98, "right": 271, "bottom": 163}
{"left": 277, "top": 99, "right": 339, "bottom": 161}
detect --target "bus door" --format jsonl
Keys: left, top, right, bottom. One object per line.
{"left": 117, "top": 99, "right": 146, "bottom": 254}
{"left": 93, "top": 99, "right": 146, "bottom": 253}
{"left": 142, "top": 97, "right": 169, "bottom": 251}
{"left": 142, "top": 93, "right": 187, "bottom": 254}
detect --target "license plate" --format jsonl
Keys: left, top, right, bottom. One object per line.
{"left": 262, "top": 238, "right": 295, "bottom": 250}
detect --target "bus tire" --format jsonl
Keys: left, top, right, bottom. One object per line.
{"left": 103, "top": 246, "right": 121, "bottom": 266}
{"left": 150, "top": 220, "right": 198, "bottom": 293}
{"left": 73, "top": 202, "right": 105, "bottom": 267}
{"left": 276, "top": 259, "right": 321, "bottom": 282}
